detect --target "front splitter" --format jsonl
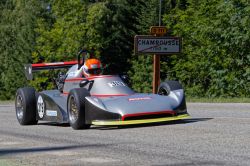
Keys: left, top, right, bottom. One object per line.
{"left": 92, "top": 114, "right": 190, "bottom": 126}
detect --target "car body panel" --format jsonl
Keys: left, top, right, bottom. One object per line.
{"left": 36, "top": 90, "right": 68, "bottom": 123}
{"left": 36, "top": 88, "right": 188, "bottom": 125}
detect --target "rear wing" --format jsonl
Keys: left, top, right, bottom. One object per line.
{"left": 24, "top": 61, "right": 78, "bottom": 80}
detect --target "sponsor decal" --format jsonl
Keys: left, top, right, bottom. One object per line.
{"left": 128, "top": 97, "right": 152, "bottom": 101}
{"left": 67, "top": 72, "right": 76, "bottom": 77}
{"left": 108, "top": 81, "right": 126, "bottom": 87}
{"left": 37, "top": 95, "right": 45, "bottom": 118}
{"left": 46, "top": 110, "right": 57, "bottom": 116}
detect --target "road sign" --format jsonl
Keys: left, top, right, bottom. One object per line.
{"left": 134, "top": 35, "right": 181, "bottom": 55}
{"left": 150, "top": 26, "right": 167, "bottom": 35}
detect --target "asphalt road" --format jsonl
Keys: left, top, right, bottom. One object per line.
{"left": 0, "top": 103, "right": 249, "bottom": 166}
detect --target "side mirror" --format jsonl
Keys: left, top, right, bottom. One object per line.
{"left": 79, "top": 80, "right": 89, "bottom": 87}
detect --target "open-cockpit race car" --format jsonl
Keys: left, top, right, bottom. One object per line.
{"left": 15, "top": 50, "right": 189, "bottom": 129}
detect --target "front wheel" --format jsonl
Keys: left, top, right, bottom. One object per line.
{"left": 15, "top": 87, "right": 38, "bottom": 125}
{"left": 67, "top": 88, "right": 91, "bottom": 130}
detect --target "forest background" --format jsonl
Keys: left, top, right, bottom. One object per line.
{"left": 0, "top": 0, "right": 249, "bottom": 100}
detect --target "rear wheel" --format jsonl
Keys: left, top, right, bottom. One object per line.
{"left": 158, "top": 81, "right": 183, "bottom": 96}
{"left": 158, "top": 81, "right": 187, "bottom": 112}
{"left": 15, "top": 87, "right": 38, "bottom": 125}
{"left": 67, "top": 88, "right": 91, "bottom": 130}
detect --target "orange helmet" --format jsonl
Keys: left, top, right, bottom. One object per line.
{"left": 82, "top": 59, "right": 102, "bottom": 77}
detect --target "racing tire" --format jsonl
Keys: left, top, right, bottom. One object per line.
{"left": 157, "top": 81, "right": 183, "bottom": 96}
{"left": 67, "top": 88, "right": 91, "bottom": 130}
{"left": 15, "top": 87, "right": 38, "bottom": 125}
{"left": 158, "top": 81, "right": 187, "bottom": 112}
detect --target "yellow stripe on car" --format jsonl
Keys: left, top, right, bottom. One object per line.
{"left": 92, "top": 114, "right": 190, "bottom": 126}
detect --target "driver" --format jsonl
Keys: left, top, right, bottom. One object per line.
{"left": 82, "top": 58, "right": 102, "bottom": 77}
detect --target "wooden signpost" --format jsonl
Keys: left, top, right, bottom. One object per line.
{"left": 151, "top": 26, "right": 165, "bottom": 94}
{"left": 134, "top": 26, "right": 181, "bottom": 93}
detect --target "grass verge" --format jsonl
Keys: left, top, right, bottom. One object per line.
{"left": 186, "top": 97, "right": 250, "bottom": 103}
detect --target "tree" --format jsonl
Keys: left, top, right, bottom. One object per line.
{"left": 128, "top": 0, "right": 158, "bottom": 93}
{"left": 85, "top": 0, "right": 142, "bottom": 75}
{"left": 0, "top": 0, "right": 40, "bottom": 99}
{"left": 31, "top": 0, "right": 89, "bottom": 91}
{"left": 163, "top": 0, "right": 250, "bottom": 97}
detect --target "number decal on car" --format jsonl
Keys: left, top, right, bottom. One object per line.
{"left": 108, "top": 81, "right": 126, "bottom": 87}
{"left": 37, "top": 95, "right": 45, "bottom": 118}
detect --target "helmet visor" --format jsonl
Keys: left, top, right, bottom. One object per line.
{"left": 88, "top": 68, "right": 102, "bottom": 75}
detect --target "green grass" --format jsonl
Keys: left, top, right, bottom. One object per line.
{"left": 187, "top": 97, "right": 250, "bottom": 103}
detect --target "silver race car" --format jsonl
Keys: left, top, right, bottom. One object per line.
{"left": 15, "top": 50, "right": 189, "bottom": 129}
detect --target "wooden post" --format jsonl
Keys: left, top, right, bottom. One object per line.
{"left": 153, "top": 54, "right": 160, "bottom": 94}
{"left": 150, "top": 26, "right": 166, "bottom": 94}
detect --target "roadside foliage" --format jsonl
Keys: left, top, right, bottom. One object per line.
{"left": 163, "top": 0, "right": 250, "bottom": 97}
{"left": 0, "top": 0, "right": 249, "bottom": 99}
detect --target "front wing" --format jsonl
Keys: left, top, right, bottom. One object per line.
{"left": 91, "top": 114, "right": 190, "bottom": 126}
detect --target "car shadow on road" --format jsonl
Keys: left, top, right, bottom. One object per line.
{"left": 0, "top": 144, "right": 110, "bottom": 156}
{"left": 37, "top": 122, "right": 70, "bottom": 127}
{"left": 91, "top": 118, "right": 213, "bottom": 130}
{"left": 36, "top": 118, "right": 212, "bottom": 130}
{"left": 153, "top": 161, "right": 226, "bottom": 166}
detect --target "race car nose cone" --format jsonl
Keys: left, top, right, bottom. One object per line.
{"left": 102, "top": 94, "right": 175, "bottom": 115}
